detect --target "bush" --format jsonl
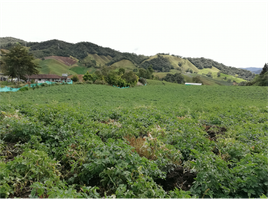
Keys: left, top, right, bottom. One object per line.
{"left": 121, "top": 71, "right": 139, "bottom": 86}
{"left": 94, "top": 80, "right": 106, "bottom": 85}
{"left": 19, "top": 87, "right": 29, "bottom": 91}
{"left": 85, "top": 80, "right": 93, "bottom": 84}
{"left": 71, "top": 75, "right": 79, "bottom": 82}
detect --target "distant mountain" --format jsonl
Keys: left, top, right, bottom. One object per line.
{"left": 240, "top": 67, "right": 262, "bottom": 74}
{"left": 0, "top": 37, "right": 256, "bottom": 81}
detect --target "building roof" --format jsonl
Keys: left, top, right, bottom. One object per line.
{"left": 27, "top": 74, "right": 67, "bottom": 79}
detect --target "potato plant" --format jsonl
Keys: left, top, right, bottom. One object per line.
{"left": 0, "top": 81, "right": 267, "bottom": 198}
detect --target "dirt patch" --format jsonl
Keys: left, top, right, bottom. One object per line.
{"left": 100, "top": 119, "right": 121, "bottom": 127}
{"left": 45, "top": 56, "right": 77, "bottom": 66}
{"left": 204, "top": 125, "right": 227, "bottom": 141}
{"left": 136, "top": 81, "right": 143, "bottom": 86}
{"left": 155, "top": 167, "right": 196, "bottom": 191}
{"left": 9, "top": 189, "right": 31, "bottom": 198}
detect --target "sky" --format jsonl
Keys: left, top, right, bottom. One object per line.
{"left": 0, "top": 0, "right": 267, "bottom": 68}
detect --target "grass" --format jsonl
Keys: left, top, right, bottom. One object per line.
{"left": 69, "top": 66, "right": 89, "bottom": 74}
{"left": 111, "top": 59, "right": 137, "bottom": 71}
{"left": 84, "top": 54, "right": 112, "bottom": 66}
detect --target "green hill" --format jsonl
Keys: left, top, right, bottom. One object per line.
{"left": 0, "top": 37, "right": 255, "bottom": 84}
{"left": 34, "top": 59, "right": 77, "bottom": 76}
{"left": 0, "top": 37, "right": 26, "bottom": 46}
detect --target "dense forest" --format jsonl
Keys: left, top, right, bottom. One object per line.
{"left": 187, "top": 57, "right": 255, "bottom": 81}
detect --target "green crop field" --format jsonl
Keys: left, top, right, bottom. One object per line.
{"left": 0, "top": 82, "right": 267, "bottom": 198}
{"left": 69, "top": 66, "right": 89, "bottom": 74}
{"left": 35, "top": 59, "right": 77, "bottom": 76}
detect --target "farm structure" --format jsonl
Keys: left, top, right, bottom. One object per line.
{"left": 185, "top": 82, "right": 202, "bottom": 85}
{"left": 27, "top": 74, "right": 69, "bottom": 83}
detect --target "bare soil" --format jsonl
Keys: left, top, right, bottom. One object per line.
{"left": 45, "top": 56, "right": 77, "bottom": 66}
{"left": 155, "top": 166, "right": 196, "bottom": 191}
{"left": 204, "top": 125, "right": 227, "bottom": 141}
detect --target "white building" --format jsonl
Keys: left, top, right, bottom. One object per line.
{"left": 185, "top": 82, "right": 202, "bottom": 85}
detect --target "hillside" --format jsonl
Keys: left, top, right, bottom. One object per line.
{"left": 0, "top": 37, "right": 256, "bottom": 83}
{"left": 0, "top": 37, "right": 26, "bottom": 46}
{"left": 33, "top": 59, "right": 77, "bottom": 75}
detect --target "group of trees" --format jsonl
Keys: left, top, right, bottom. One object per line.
{"left": 187, "top": 57, "right": 255, "bottom": 81}
{"left": 140, "top": 55, "right": 173, "bottom": 72}
{"left": 0, "top": 44, "right": 39, "bottom": 84}
{"left": 83, "top": 67, "right": 139, "bottom": 87}
{"left": 162, "top": 73, "right": 185, "bottom": 84}
{"left": 136, "top": 66, "right": 154, "bottom": 79}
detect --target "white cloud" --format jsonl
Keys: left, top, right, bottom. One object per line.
{"left": 0, "top": 0, "right": 267, "bottom": 68}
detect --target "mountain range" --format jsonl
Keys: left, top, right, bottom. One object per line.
{"left": 0, "top": 37, "right": 258, "bottom": 85}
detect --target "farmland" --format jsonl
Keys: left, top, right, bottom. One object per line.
{"left": 0, "top": 82, "right": 267, "bottom": 198}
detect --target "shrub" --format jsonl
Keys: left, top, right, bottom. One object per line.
{"left": 19, "top": 87, "right": 29, "bottom": 91}
{"left": 71, "top": 75, "right": 79, "bottom": 82}
{"left": 94, "top": 79, "right": 106, "bottom": 85}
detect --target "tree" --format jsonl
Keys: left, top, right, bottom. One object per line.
{"left": 83, "top": 71, "right": 91, "bottom": 81}
{"left": 71, "top": 75, "right": 79, "bottom": 82}
{"left": 162, "top": 73, "right": 185, "bottom": 84}
{"left": 118, "top": 68, "right": 125, "bottom": 75}
{"left": 1, "top": 44, "right": 39, "bottom": 84}
{"left": 260, "top": 63, "right": 268, "bottom": 76}
{"left": 121, "top": 71, "right": 139, "bottom": 86}
{"left": 206, "top": 72, "right": 212, "bottom": 77}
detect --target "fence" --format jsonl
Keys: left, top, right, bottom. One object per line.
{"left": 0, "top": 80, "right": 73, "bottom": 92}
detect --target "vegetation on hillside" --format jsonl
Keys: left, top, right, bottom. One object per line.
{"left": 0, "top": 37, "right": 26, "bottom": 46}
{"left": 140, "top": 55, "right": 174, "bottom": 72}
{"left": 0, "top": 38, "right": 258, "bottom": 84}
{"left": 187, "top": 57, "right": 255, "bottom": 81}
{"left": 239, "top": 63, "right": 268, "bottom": 86}
{"left": 83, "top": 66, "right": 139, "bottom": 87}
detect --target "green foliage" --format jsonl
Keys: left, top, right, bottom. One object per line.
{"left": 0, "top": 83, "right": 267, "bottom": 198}
{"left": 245, "top": 64, "right": 268, "bottom": 86}
{"left": 118, "top": 68, "right": 125, "bottom": 75}
{"left": 71, "top": 75, "right": 79, "bottom": 82}
{"left": 162, "top": 73, "right": 185, "bottom": 84}
{"left": 187, "top": 57, "right": 255, "bottom": 81}
{"left": 19, "top": 87, "right": 29, "bottom": 91}
{"left": 0, "top": 44, "right": 40, "bottom": 82}
{"left": 140, "top": 55, "right": 173, "bottom": 72}
{"left": 30, "top": 180, "right": 100, "bottom": 198}
{"left": 121, "top": 71, "right": 138, "bottom": 86}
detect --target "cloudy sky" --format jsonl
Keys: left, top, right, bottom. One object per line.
{"left": 0, "top": 0, "right": 267, "bottom": 68}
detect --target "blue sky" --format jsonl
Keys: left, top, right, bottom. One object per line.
{"left": 0, "top": 0, "right": 267, "bottom": 68}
